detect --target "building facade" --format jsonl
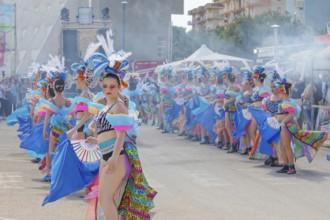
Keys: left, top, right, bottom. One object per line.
{"left": 189, "top": 0, "right": 287, "bottom": 31}
{"left": 188, "top": 1, "right": 225, "bottom": 31}
{"left": 2, "top": 0, "right": 183, "bottom": 74}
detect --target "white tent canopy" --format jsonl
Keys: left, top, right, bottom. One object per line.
{"left": 200, "top": 53, "right": 251, "bottom": 62}
{"left": 288, "top": 50, "right": 313, "bottom": 61}
{"left": 155, "top": 44, "right": 251, "bottom": 73}
{"left": 314, "top": 46, "right": 330, "bottom": 69}
{"left": 184, "top": 44, "right": 216, "bottom": 61}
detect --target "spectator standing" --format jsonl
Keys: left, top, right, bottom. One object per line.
{"left": 0, "top": 78, "right": 10, "bottom": 119}
{"left": 0, "top": 79, "right": 5, "bottom": 121}
{"left": 316, "top": 72, "right": 330, "bottom": 129}
{"left": 19, "top": 78, "right": 28, "bottom": 107}
{"left": 291, "top": 75, "right": 305, "bottom": 127}
{"left": 10, "top": 77, "right": 19, "bottom": 111}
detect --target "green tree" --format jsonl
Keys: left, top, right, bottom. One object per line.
{"left": 172, "top": 11, "right": 314, "bottom": 61}
{"left": 215, "top": 11, "right": 313, "bottom": 59}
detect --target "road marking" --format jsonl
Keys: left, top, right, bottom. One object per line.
{"left": 0, "top": 172, "right": 24, "bottom": 189}
{"left": 0, "top": 158, "right": 30, "bottom": 163}
{"left": 0, "top": 217, "right": 16, "bottom": 220}
{"left": 188, "top": 171, "right": 231, "bottom": 187}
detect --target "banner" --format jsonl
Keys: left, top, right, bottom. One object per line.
{"left": 0, "top": 4, "right": 14, "bottom": 71}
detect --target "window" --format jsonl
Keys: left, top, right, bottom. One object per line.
{"left": 157, "top": 36, "right": 166, "bottom": 58}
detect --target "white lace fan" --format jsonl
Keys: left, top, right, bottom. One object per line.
{"left": 71, "top": 140, "right": 102, "bottom": 163}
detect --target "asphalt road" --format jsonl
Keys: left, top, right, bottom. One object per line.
{"left": 1, "top": 123, "right": 330, "bottom": 220}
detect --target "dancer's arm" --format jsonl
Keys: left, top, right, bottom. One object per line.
{"left": 43, "top": 110, "right": 50, "bottom": 140}
{"left": 281, "top": 113, "right": 295, "bottom": 130}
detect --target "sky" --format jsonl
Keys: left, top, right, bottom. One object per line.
{"left": 172, "top": 0, "right": 213, "bottom": 30}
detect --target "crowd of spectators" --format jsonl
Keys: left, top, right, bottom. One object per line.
{"left": 0, "top": 72, "right": 30, "bottom": 121}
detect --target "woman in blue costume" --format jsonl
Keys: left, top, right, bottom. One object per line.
{"left": 181, "top": 73, "right": 195, "bottom": 139}
{"left": 197, "top": 67, "right": 214, "bottom": 145}
{"left": 148, "top": 83, "right": 160, "bottom": 126}
{"left": 248, "top": 66, "right": 271, "bottom": 159}
{"left": 86, "top": 53, "right": 157, "bottom": 219}
{"left": 20, "top": 79, "right": 55, "bottom": 165}
{"left": 234, "top": 70, "right": 254, "bottom": 155}
{"left": 189, "top": 65, "right": 210, "bottom": 143}
{"left": 261, "top": 71, "right": 283, "bottom": 166}
{"left": 222, "top": 66, "right": 241, "bottom": 153}
{"left": 275, "top": 79, "right": 328, "bottom": 174}
{"left": 42, "top": 72, "right": 73, "bottom": 181}
{"left": 213, "top": 71, "right": 227, "bottom": 149}
{"left": 67, "top": 66, "right": 95, "bottom": 140}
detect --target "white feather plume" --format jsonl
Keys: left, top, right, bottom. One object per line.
{"left": 96, "top": 29, "right": 115, "bottom": 57}
{"left": 47, "top": 54, "right": 66, "bottom": 72}
{"left": 28, "top": 62, "right": 41, "bottom": 74}
{"left": 84, "top": 42, "right": 102, "bottom": 61}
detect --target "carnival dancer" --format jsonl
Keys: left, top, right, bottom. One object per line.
{"left": 181, "top": 72, "right": 195, "bottom": 139}
{"left": 197, "top": 66, "right": 214, "bottom": 145}
{"left": 20, "top": 79, "right": 55, "bottom": 165}
{"left": 234, "top": 70, "right": 254, "bottom": 154}
{"left": 212, "top": 70, "right": 227, "bottom": 149}
{"left": 248, "top": 66, "right": 271, "bottom": 159}
{"left": 86, "top": 52, "right": 157, "bottom": 219}
{"left": 67, "top": 42, "right": 101, "bottom": 140}
{"left": 261, "top": 71, "right": 283, "bottom": 166}
{"left": 42, "top": 70, "right": 73, "bottom": 181}
{"left": 222, "top": 66, "right": 241, "bottom": 153}
{"left": 275, "top": 78, "right": 328, "bottom": 174}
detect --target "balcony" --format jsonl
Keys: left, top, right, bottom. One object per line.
{"left": 206, "top": 14, "right": 225, "bottom": 20}
{"left": 246, "top": 0, "right": 271, "bottom": 7}
{"left": 294, "top": 0, "right": 304, "bottom": 10}
{"left": 204, "top": 2, "right": 224, "bottom": 10}
{"left": 62, "top": 19, "right": 112, "bottom": 30}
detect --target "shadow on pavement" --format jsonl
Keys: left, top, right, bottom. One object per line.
{"left": 267, "top": 168, "right": 330, "bottom": 182}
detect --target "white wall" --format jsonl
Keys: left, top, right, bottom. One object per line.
{"left": 3, "top": 0, "right": 70, "bottom": 75}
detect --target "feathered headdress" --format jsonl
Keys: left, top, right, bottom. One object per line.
{"left": 71, "top": 42, "right": 101, "bottom": 88}
{"left": 40, "top": 55, "right": 69, "bottom": 88}
{"left": 242, "top": 70, "right": 253, "bottom": 82}
{"left": 89, "top": 52, "right": 130, "bottom": 88}
{"left": 37, "top": 79, "right": 49, "bottom": 94}
{"left": 252, "top": 65, "right": 265, "bottom": 79}
{"left": 274, "top": 75, "right": 287, "bottom": 93}
{"left": 220, "top": 66, "right": 233, "bottom": 74}
{"left": 193, "top": 65, "right": 208, "bottom": 78}
{"left": 159, "top": 66, "right": 173, "bottom": 78}
{"left": 208, "top": 66, "right": 220, "bottom": 75}
{"left": 269, "top": 70, "right": 281, "bottom": 82}
{"left": 96, "top": 29, "right": 115, "bottom": 57}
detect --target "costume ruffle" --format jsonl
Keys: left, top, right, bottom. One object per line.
{"left": 284, "top": 121, "right": 328, "bottom": 163}
{"left": 105, "top": 114, "right": 135, "bottom": 131}
{"left": 118, "top": 141, "right": 157, "bottom": 220}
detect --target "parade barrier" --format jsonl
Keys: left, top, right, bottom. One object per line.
{"left": 313, "top": 105, "right": 330, "bottom": 147}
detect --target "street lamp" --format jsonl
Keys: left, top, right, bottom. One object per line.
{"left": 121, "top": 1, "right": 128, "bottom": 50}
{"left": 271, "top": 24, "right": 280, "bottom": 60}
